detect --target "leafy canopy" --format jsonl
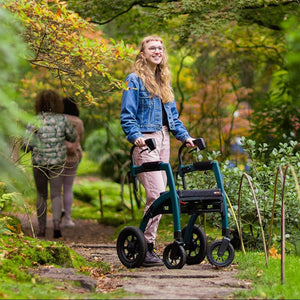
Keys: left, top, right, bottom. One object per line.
{"left": 4, "top": 0, "right": 135, "bottom": 104}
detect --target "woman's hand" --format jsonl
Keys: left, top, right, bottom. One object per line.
{"left": 185, "top": 138, "right": 195, "bottom": 148}
{"left": 134, "top": 137, "right": 146, "bottom": 147}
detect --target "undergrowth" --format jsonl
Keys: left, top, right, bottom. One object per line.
{"left": 0, "top": 229, "right": 124, "bottom": 299}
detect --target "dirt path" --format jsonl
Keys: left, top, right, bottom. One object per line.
{"left": 17, "top": 213, "right": 250, "bottom": 299}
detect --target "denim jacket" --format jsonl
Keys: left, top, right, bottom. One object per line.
{"left": 120, "top": 73, "right": 191, "bottom": 144}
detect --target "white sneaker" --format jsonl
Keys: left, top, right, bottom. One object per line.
{"left": 63, "top": 219, "right": 75, "bottom": 227}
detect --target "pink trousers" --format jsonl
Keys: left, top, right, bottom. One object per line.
{"left": 133, "top": 126, "right": 170, "bottom": 245}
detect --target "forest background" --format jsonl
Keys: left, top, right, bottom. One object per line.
{"left": 1, "top": 0, "right": 300, "bottom": 257}
{"left": 0, "top": 1, "right": 300, "bottom": 298}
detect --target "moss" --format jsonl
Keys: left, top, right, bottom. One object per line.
{"left": 45, "top": 245, "right": 73, "bottom": 267}
{"left": 0, "top": 232, "right": 113, "bottom": 298}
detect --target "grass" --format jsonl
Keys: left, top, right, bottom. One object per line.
{"left": 71, "top": 177, "right": 144, "bottom": 226}
{"left": 234, "top": 251, "right": 300, "bottom": 299}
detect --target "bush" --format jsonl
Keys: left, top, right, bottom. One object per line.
{"left": 179, "top": 137, "right": 300, "bottom": 252}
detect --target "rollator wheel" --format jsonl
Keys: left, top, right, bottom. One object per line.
{"left": 117, "top": 226, "right": 147, "bottom": 268}
{"left": 163, "top": 243, "right": 186, "bottom": 269}
{"left": 182, "top": 225, "right": 207, "bottom": 265}
{"left": 207, "top": 240, "right": 235, "bottom": 268}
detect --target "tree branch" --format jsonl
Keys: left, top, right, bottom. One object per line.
{"left": 90, "top": 0, "right": 179, "bottom": 25}
{"left": 176, "top": 55, "right": 186, "bottom": 116}
{"left": 28, "top": 60, "right": 77, "bottom": 76}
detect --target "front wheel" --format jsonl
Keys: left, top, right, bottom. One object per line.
{"left": 163, "top": 243, "right": 186, "bottom": 269}
{"left": 207, "top": 240, "right": 234, "bottom": 268}
{"left": 117, "top": 226, "right": 147, "bottom": 268}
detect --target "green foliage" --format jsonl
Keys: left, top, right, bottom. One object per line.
{"left": 0, "top": 6, "right": 33, "bottom": 192}
{"left": 0, "top": 7, "right": 29, "bottom": 83}
{"left": 73, "top": 180, "right": 123, "bottom": 206}
{"left": 179, "top": 138, "right": 300, "bottom": 251}
{"left": 224, "top": 138, "right": 300, "bottom": 251}
{"left": 284, "top": 15, "right": 300, "bottom": 107}
{"left": 0, "top": 6, "right": 35, "bottom": 236}
{"left": 85, "top": 122, "right": 126, "bottom": 158}
{"left": 67, "top": 0, "right": 160, "bottom": 45}
{"left": 0, "top": 181, "right": 32, "bottom": 236}
{"left": 0, "top": 183, "right": 9, "bottom": 211}
{"left": 76, "top": 154, "right": 101, "bottom": 176}
{"left": 71, "top": 0, "right": 300, "bottom": 45}
{"left": 250, "top": 15, "right": 300, "bottom": 148}
{"left": 0, "top": 235, "right": 67, "bottom": 281}
{"left": 235, "top": 251, "right": 300, "bottom": 299}
{"left": 71, "top": 178, "right": 135, "bottom": 225}
{"left": 83, "top": 122, "right": 131, "bottom": 182}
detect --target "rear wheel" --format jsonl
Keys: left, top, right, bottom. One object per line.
{"left": 182, "top": 225, "right": 207, "bottom": 265}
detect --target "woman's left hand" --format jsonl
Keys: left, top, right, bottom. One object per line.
{"left": 185, "top": 138, "right": 195, "bottom": 148}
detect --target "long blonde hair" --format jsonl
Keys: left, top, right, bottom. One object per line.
{"left": 134, "top": 35, "right": 174, "bottom": 103}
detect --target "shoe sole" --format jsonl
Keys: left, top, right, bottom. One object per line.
{"left": 142, "top": 262, "right": 164, "bottom": 267}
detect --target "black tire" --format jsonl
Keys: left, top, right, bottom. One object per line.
{"left": 182, "top": 225, "right": 207, "bottom": 265}
{"left": 163, "top": 243, "right": 186, "bottom": 269}
{"left": 207, "top": 240, "right": 235, "bottom": 268}
{"left": 117, "top": 226, "right": 147, "bottom": 268}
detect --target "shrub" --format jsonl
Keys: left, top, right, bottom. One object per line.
{"left": 178, "top": 137, "right": 300, "bottom": 252}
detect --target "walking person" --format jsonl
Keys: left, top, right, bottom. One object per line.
{"left": 62, "top": 97, "right": 84, "bottom": 227}
{"left": 120, "top": 35, "right": 194, "bottom": 266}
{"left": 26, "top": 90, "right": 77, "bottom": 238}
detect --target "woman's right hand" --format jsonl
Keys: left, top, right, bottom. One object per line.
{"left": 134, "top": 137, "right": 146, "bottom": 147}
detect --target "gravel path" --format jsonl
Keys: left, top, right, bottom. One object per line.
{"left": 17, "top": 213, "right": 250, "bottom": 299}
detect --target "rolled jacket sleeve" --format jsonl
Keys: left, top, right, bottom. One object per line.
{"left": 120, "top": 75, "right": 143, "bottom": 144}
{"left": 166, "top": 101, "right": 191, "bottom": 142}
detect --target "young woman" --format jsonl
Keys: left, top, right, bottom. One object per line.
{"left": 62, "top": 97, "right": 84, "bottom": 227}
{"left": 26, "top": 90, "right": 77, "bottom": 238}
{"left": 120, "top": 36, "right": 194, "bottom": 266}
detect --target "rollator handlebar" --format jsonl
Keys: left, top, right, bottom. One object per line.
{"left": 130, "top": 138, "right": 157, "bottom": 165}
{"left": 178, "top": 138, "right": 206, "bottom": 165}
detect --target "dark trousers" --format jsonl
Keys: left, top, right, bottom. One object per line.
{"left": 33, "top": 165, "right": 64, "bottom": 230}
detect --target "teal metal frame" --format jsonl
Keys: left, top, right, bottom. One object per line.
{"left": 131, "top": 161, "right": 184, "bottom": 242}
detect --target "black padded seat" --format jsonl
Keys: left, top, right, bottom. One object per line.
{"left": 177, "top": 189, "right": 223, "bottom": 202}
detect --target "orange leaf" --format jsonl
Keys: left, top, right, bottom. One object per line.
{"left": 56, "top": 8, "right": 61, "bottom": 17}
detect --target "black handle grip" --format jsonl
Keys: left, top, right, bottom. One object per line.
{"left": 193, "top": 138, "right": 206, "bottom": 150}
{"left": 145, "top": 138, "right": 156, "bottom": 151}
{"left": 180, "top": 161, "right": 213, "bottom": 175}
